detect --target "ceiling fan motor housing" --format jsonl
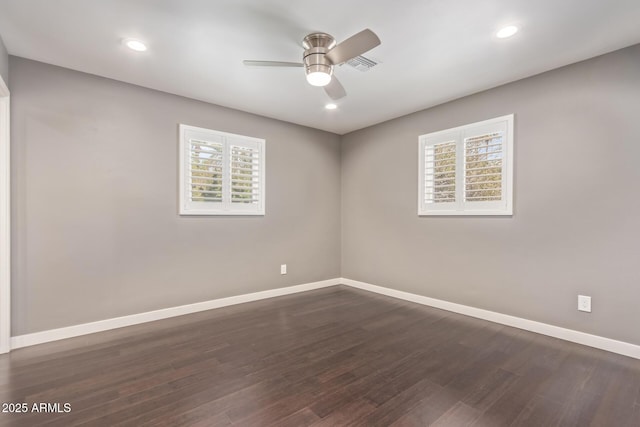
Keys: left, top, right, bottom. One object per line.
{"left": 302, "top": 33, "right": 336, "bottom": 80}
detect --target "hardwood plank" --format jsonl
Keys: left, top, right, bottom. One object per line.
{"left": 583, "top": 354, "right": 640, "bottom": 427}
{"left": 556, "top": 390, "right": 604, "bottom": 426}
{"left": 308, "top": 398, "right": 376, "bottom": 426}
{"left": 470, "top": 365, "right": 554, "bottom": 426}
{"left": 267, "top": 407, "right": 320, "bottom": 427}
{"left": 138, "top": 376, "right": 292, "bottom": 427}
{"left": 431, "top": 401, "right": 482, "bottom": 426}
{"left": 355, "top": 377, "right": 444, "bottom": 426}
{"left": 144, "top": 410, "right": 232, "bottom": 427}
{"left": 459, "top": 367, "right": 519, "bottom": 411}
{"left": 390, "top": 385, "right": 461, "bottom": 426}
{"left": 499, "top": 333, "right": 572, "bottom": 375}
{"left": 509, "top": 394, "right": 564, "bottom": 427}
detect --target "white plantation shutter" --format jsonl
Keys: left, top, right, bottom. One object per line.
{"left": 180, "top": 125, "right": 265, "bottom": 215}
{"left": 419, "top": 115, "right": 513, "bottom": 215}
{"left": 189, "top": 139, "right": 223, "bottom": 203}
{"left": 464, "top": 132, "right": 503, "bottom": 202}
{"left": 424, "top": 140, "right": 456, "bottom": 204}
{"left": 229, "top": 140, "right": 262, "bottom": 207}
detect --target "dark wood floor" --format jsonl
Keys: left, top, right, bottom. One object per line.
{"left": 1, "top": 286, "right": 639, "bottom": 426}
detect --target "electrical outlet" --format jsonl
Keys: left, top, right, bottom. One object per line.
{"left": 578, "top": 295, "right": 591, "bottom": 312}
{"left": 280, "top": 264, "right": 287, "bottom": 275}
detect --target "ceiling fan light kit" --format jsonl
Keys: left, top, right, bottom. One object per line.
{"left": 303, "top": 33, "right": 336, "bottom": 87}
{"left": 244, "top": 28, "right": 381, "bottom": 100}
{"left": 306, "top": 71, "right": 332, "bottom": 86}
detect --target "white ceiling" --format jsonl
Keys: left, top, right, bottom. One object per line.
{"left": 1, "top": 0, "right": 639, "bottom": 134}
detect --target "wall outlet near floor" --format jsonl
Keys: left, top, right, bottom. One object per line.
{"left": 578, "top": 295, "right": 591, "bottom": 313}
{"left": 280, "top": 264, "right": 287, "bottom": 275}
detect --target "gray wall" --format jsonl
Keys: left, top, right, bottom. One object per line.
{"left": 0, "top": 34, "right": 7, "bottom": 85}
{"left": 10, "top": 44, "right": 640, "bottom": 345}
{"left": 11, "top": 57, "right": 341, "bottom": 335}
{"left": 341, "top": 44, "right": 640, "bottom": 345}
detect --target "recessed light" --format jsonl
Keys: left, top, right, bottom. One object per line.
{"left": 496, "top": 26, "right": 518, "bottom": 39}
{"left": 325, "top": 103, "right": 337, "bottom": 110}
{"left": 123, "top": 38, "right": 147, "bottom": 52}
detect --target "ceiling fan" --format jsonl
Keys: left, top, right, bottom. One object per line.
{"left": 243, "top": 29, "right": 381, "bottom": 100}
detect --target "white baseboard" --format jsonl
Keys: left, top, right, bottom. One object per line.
{"left": 11, "top": 277, "right": 640, "bottom": 360}
{"left": 340, "top": 278, "right": 640, "bottom": 360}
{"left": 10, "top": 278, "right": 341, "bottom": 349}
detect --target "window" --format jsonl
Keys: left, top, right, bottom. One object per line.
{"left": 418, "top": 114, "right": 513, "bottom": 216}
{"left": 179, "top": 124, "right": 265, "bottom": 215}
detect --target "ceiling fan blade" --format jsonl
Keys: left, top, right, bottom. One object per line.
{"left": 243, "top": 60, "right": 303, "bottom": 67}
{"left": 324, "top": 76, "right": 347, "bottom": 100}
{"left": 325, "top": 29, "right": 381, "bottom": 65}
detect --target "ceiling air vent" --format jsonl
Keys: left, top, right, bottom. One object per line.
{"left": 344, "top": 55, "right": 379, "bottom": 72}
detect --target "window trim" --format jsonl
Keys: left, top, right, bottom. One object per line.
{"left": 418, "top": 114, "right": 514, "bottom": 216}
{"left": 179, "top": 124, "right": 266, "bottom": 216}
